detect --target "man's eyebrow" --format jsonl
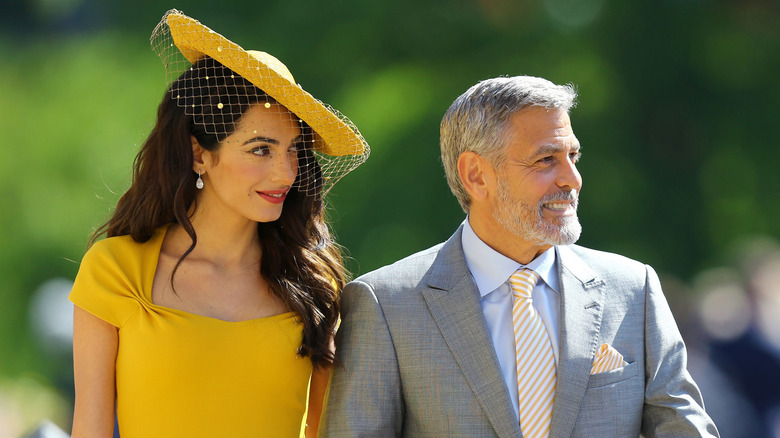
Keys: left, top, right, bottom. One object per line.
{"left": 533, "top": 143, "right": 581, "bottom": 156}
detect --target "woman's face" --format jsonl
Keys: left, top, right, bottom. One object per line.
{"left": 197, "top": 103, "right": 302, "bottom": 225}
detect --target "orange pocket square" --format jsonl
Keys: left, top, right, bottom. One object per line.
{"left": 590, "top": 343, "right": 628, "bottom": 375}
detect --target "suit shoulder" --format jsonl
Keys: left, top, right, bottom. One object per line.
{"left": 565, "top": 244, "right": 650, "bottom": 280}
{"left": 354, "top": 242, "right": 443, "bottom": 285}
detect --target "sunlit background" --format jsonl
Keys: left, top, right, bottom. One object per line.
{"left": 1, "top": 0, "right": 779, "bottom": 436}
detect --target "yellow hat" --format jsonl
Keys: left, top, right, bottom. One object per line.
{"left": 151, "top": 9, "right": 369, "bottom": 193}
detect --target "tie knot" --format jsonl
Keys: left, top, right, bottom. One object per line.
{"left": 510, "top": 268, "right": 539, "bottom": 300}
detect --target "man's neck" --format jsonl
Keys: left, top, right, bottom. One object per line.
{"left": 467, "top": 213, "right": 551, "bottom": 265}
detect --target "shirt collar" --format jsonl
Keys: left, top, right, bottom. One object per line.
{"left": 461, "top": 217, "right": 559, "bottom": 298}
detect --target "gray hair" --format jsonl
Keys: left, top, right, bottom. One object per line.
{"left": 440, "top": 76, "right": 578, "bottom": 213}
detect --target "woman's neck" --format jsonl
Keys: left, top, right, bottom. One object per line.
{"left": 169, "top": 207, "right": 262, "bottom": 270}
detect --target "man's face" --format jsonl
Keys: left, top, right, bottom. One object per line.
{"left": 490, "top": 107, "right": 583, "bottom": 247}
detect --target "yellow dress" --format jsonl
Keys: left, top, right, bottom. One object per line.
{"left": 69, "top": 226, "right": 312, "bottom": 437}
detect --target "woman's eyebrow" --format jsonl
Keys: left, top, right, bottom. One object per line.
{"left": 243, "top": 136, "right": 278, "bottom": 146}
{"left": 243, "top": 134, "right": 305, "bottom": 146}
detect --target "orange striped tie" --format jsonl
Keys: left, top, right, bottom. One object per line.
{"left": 510, "top": 269, "right": 556, "bottom": 438}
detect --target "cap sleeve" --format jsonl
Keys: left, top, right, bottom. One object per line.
{"left": 69, "top": 236, "right": 145, "bottom": 328}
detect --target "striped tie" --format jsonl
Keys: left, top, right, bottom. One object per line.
{"left": 510, "top": 269, "right": 556, "bottom": 438}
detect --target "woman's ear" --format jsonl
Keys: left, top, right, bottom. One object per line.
{"left": 192, "top": 136, "right": 206, "bottom": 172}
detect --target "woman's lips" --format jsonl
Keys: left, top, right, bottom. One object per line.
{"left": 257, "top": 189, "right": 289, "bottom": 204}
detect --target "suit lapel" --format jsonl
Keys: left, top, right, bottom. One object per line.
{"left": 549, "top": 245, "right": 606, "bottom": 438}
{"left": 421, "top": 226, "right": 522, "bottom": 438}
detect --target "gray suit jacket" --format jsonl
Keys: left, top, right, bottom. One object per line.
{"left": 321, "top": 226, "right": 719, "bottom": 437}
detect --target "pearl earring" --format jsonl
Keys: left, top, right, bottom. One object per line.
{"left": 196, "top": 169, "right": 204, "bottom": 189}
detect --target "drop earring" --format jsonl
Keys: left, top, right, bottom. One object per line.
{"left": 196, "top": 169, "right": 204, "bottom": 189}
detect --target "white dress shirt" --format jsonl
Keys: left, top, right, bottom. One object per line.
{"left": 460, "top": 217, "right": 561, "bottom": 420}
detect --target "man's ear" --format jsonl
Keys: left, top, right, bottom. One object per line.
{"left": 457, "top": 151, "right": 495, "bottom": 202}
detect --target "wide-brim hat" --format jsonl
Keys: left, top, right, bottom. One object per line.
{"left": 150, "top": 9, "right": 369, "bottom": 193}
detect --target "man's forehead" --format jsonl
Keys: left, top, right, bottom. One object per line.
{"left": 505, "top": 112, "right": 578, "bottom": 153}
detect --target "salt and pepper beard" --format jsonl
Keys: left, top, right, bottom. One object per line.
{"left": 493, "top": 175, "right": 582, "bottom": 247}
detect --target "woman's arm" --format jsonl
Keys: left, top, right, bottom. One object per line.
{"left": 306, "top": 365, "right": 331, "bottom": 438}
{"left": 71, "top": 305, "right": 118, "bottom": 438}
{"left": 305, "top": 333, "right": 335, "bottom": 438}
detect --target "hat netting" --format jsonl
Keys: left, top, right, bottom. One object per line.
{"left": 150, "top": 9, "right": 369, "bottom": 196}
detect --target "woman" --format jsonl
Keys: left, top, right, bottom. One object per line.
{"left": 69, "top": 10, "right": 368, "bottom": 437}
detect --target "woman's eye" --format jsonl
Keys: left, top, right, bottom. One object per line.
{"left": 250, "top": 146, "right": 270, "bottom": 156}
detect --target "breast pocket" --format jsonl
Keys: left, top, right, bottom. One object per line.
{"left": 572, "top": 361, "right": 643, "bottom": 438}
{"left": 587, "top": 360, "right": 638, "bottom": 388}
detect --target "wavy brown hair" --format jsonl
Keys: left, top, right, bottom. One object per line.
{"left": 91, "top": 57, "right": 345, "bottom": 368}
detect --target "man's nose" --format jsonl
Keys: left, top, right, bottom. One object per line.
{"left": 557, "top": 157, "right": 582, "bottom": 192}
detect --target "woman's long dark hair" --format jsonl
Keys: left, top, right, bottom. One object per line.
{"left": 91, "top": 56, "right": 345, "bottom": 368}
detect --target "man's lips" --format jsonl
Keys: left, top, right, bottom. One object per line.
{"left": 540, "top": 189, "right": 578, "bottom": 214}
{"left": 543, "top": 201, "right": 574, "bottom": 211}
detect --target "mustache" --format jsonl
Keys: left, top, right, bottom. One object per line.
{"left": 539, "top": 189, "right": 579, "bottom": 206}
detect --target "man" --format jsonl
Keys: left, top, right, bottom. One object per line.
{"left": 321, "top": 76, "right": 719, "bottom": 437}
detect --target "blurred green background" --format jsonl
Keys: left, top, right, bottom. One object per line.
{"left": 1, "top": 0, "right": 779, "bottom": 435}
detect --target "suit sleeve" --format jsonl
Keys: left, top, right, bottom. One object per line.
{"left": 320, "top": 279, "right": 404, "bottom": 437}
{"left": 641, "top": 264, "right": 720, "bottom": 437}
